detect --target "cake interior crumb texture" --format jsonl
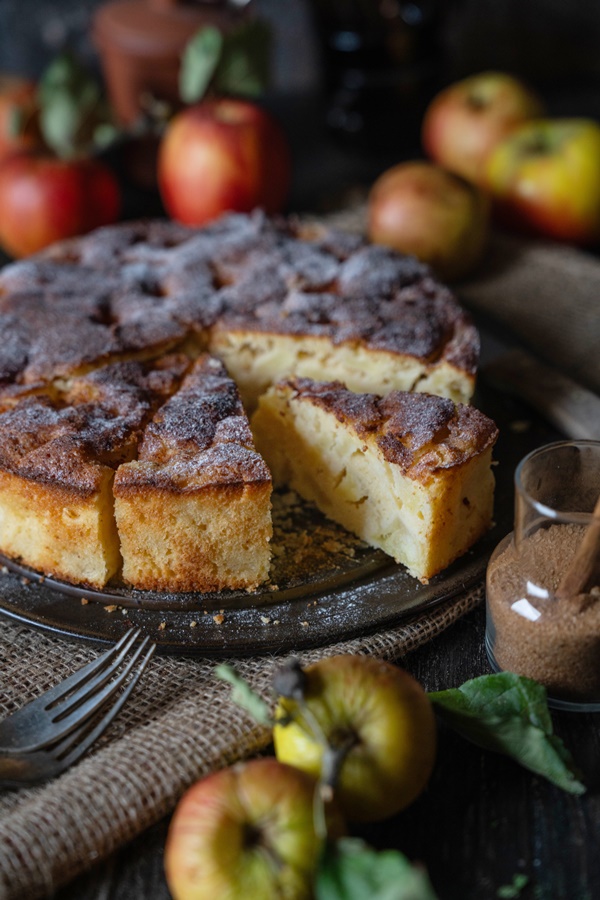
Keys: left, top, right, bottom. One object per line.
{"left": 252, "top": 379, "right": 498, "bottom": 582}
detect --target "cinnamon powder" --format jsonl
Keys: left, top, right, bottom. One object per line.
{"left": 487, "top": 524, "right": 600, "bottom": 702}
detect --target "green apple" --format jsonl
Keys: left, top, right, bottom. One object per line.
{"left": 165, "top": 757, "right": 343, "bottom": 900}
{"left": 485, "top": 118, "right": 600, "bottom": 244}
{"left": 273, "top": 654, "right": 437, "bottom": 823}
{"left": 367, "top": 160, "right": 489, "bottom": 281}
{"left": 422, "top": 71, "right": 543, "bottom": 185}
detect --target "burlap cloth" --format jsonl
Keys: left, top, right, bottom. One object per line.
{"left": 1, "top": 217, "right": 599, "bottom": 900}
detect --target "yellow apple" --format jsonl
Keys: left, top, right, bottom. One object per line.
{"left": 165, "top": 758, "right": 344, "bottom": 900}
{"left": 273, "top": 654, "right": 436, "bottom": 823}
{"left": 367, "top": 160, "right": 489, "bottom": 281}
{"left": 422, "top": 71, "right": 544, "bottom": 184}
{"left": 485, "top": 118, "right": 600, "bottom": 245}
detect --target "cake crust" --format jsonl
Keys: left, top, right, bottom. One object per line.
{"left": 0, "top": 213, "right": 478, "bottom": 409}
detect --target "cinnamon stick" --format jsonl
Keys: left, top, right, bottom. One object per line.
{"left": 556, "top": 494, "right": 600, "bottom": 602}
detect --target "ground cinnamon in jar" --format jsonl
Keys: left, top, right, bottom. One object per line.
{"left": 486, "top": 523, "right": 600, "bottom": 703}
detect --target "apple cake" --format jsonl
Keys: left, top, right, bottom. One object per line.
{"left": 252, "top": 378, "right": 499, "bottom": 581}
{"left": 0, "top": 212, "right": 489, "bottom": 592}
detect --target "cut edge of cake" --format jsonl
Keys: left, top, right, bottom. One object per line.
{"left": 251, "top": 378, "right": 499, "bottom": 582}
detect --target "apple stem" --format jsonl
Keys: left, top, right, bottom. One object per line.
{"left": 321, "top": 734, "right": 358, "bottom": 797}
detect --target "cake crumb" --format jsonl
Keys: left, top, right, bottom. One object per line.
{"left": 301, "top": 621, "right": 309, "bottom": 627}
{"left": 190, "top": 620, "right": 197, "bottom": 628}
{"left": 260, "top": 615, "right": 271, "bottom": 624}
{"left": 80, "top": 597, "right": 89, "bottom": 605}
{"left": 158, "top": 621, "right": 166, "bottom": 631}
{"left": 213, "top": 614, "right": 225, "bottom": 625}
{"left": 20, "top": 577, "right": 30, "bottom": 586}
{"left": 105, "top": 605, "right": 117, "bottom": 613}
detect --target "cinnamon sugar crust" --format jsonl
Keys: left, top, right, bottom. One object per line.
{"left": 282, "top": 377, "right": 498, "bottom": 479}
{"left": 0, "top": 212, "right": 478, "bottom": 405}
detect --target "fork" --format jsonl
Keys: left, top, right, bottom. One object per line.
{"left": 0, "top": 628, "right": 155, "bottom": 779}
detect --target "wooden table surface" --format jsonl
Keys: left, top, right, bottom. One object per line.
{"left": 53, "top": 601, "right": 600, "bottom": 900}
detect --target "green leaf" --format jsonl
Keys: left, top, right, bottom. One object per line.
{"left": 429, "top": 673, "right": 585, "bottom": 795}
{"left": 213, "top": 663, "right": 273, "bottom": 727}
{"left": 497, "top": 873, "right": 529, "bottom": 899}
{"left": 316, "top": 838, "right": 439, "bottom": 900}
{"left": 179, "top": 26, "right": 223, "bottom": 104}
{"left": 214, "top": 20, "right": 271, "bottom": 98}
{"left": 36, "top": 52, "right": 117, "bottom": 158}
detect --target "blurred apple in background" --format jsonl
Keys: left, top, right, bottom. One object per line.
{"left": 165, "top": 757, "right": 344, "bottom": 900}
{"left": 484, "top": 118, "right": 600, "bottom": 245}
{"left": 422, "top": 71, "right": 544, "bottom": 185}
{"left": 0, "top": 75, "right": 41, "bottom": 164}
{"left": 0, "top": 153, "right": 120, "bottom": 258}
{"left": 158, "top": 98, "right": 290, "bottom": 226}
{"left": 368, "top": 160, "right": 489, "bottom": 281}
{"left": 0, "top": 55, "right": 121, "bottom": 259}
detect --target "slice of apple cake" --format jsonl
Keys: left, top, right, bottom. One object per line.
{"left": 252, "top": 378, "right": 498, "bottom": 581}
{"left": 114, "top": 355, "right": 272, "bottom": 592}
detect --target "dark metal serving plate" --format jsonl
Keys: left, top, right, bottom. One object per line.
{"left": 0, "top": 371, "right": 556, "bottom": 656}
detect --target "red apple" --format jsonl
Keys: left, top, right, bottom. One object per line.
{"left": 165, "top": 758, "right": 344, "bottom": 900}
{"left": 0, "top": 75, "right": 41, "bottom": 164}
{"left": 484, "top": 118, "right": 600, "bottom": 245}
{"left": 158, "top": 98, "right": 291, "bottom": 226}
{"left": 367, "top": 160, "right": 489, "bottom": 281}
{"left": 422, "top": 71, "right": 544, "bottom": 185}
{"left": 273, "top": 655, "right": 437, "bottom": 823}
{"left": 0, "top": 151, "right": 120, "bottom": 258}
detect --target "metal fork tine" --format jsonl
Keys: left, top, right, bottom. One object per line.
{"left": 51, "top": 629, "right": 145, "bottom": 719}
{"left": 45, "top": 628, "right": 141, "bottom": 710}
{"left": 52, "top": 642, "right": 156, "bottom": 770}
{"left": 48, "top": 636, "right": 153, "bottom": 736}
{"left": 0, "top": 628, "right": 143, "bottom": 754}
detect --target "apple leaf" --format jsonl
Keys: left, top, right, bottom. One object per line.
{"left": 213, "top": 20, "right": 271, "bottom": 99}
{"left": 179, "top": 20, "right": 271, "bottom": 105}
{"left": 497, "top": 873, "right": 529, "bottom": 898}
{"left": 429, "top": 672, "right": 585, "bottom": 795}
{"left": 213, "top": 663, "right": 273, "bottom": 727}
{"left": 37, "top": 52, "right": 118, "bottom": 159}
{"left": 180, "top": 26, "right": 223, "bottom": 105}
{"left": 316, "top": 838, "right": 439, "bottom": 900}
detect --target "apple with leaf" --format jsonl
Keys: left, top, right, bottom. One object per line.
{"left": 158, "top": 21, "right": 291, "bottom": 226}
{"left": 0, "top": 54, "right": 120, "bottom": 258}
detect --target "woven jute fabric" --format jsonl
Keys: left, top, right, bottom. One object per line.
{"left": 1, "top": 211, "right": 599, "bottom": 899}
{"left": 0, "top": 584, "right": 482, "bottom": 900}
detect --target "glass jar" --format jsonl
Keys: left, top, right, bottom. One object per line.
{"left": 486, "top": 440, "right": 600, "bottom": 711}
